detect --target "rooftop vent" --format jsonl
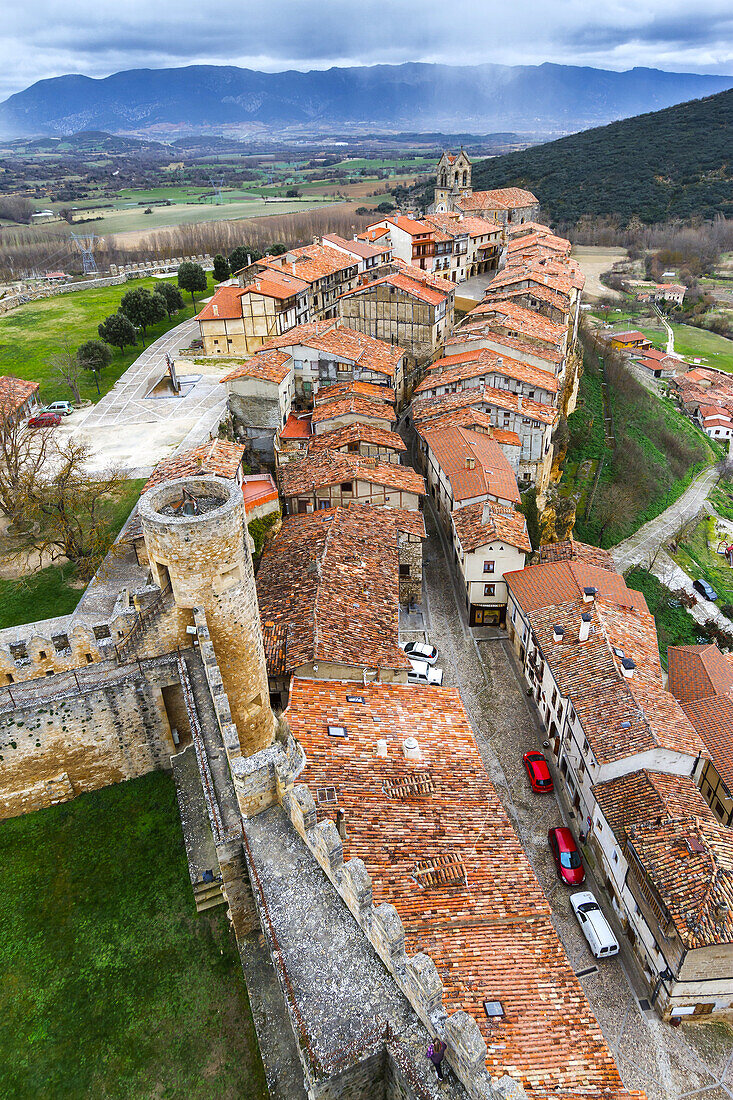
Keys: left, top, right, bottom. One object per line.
{"left": 583, "top": 586, "right": 598, "bottom": 603}
{"left": 376, "top": 738, "right": 388, "bottom": 758}
{"left": 553, "top": 625, "right": 565, "bottom": 644}
{"left": 414, "top": 854, "right": 466, "bottom": 889}
{"left": 621, "top": 657, "right": 636, "bottom": 680}
{"left": 403, "top": 735, "right": 422, "bottom": 762}
{"left": 346, "top": 694, "right": 365, "bottom": 704}
{"left": 328, "top": 724, "right": 348, "bottom": 739}
{"left": 620, "top": 720, "right": 632, "bottom": 730}
{"left": 465, "top": 456, "right": 476, "bottom": 470}
{"left": 579, "top": 612, "right": 592, "bottom": 643}
{"left": 383, "top": 771, "right": 435, "bottom": 799}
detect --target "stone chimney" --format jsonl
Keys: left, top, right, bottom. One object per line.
{"left": 578, "top": 613, "right": 592, "bottom": 643}
{"left": 465, "top": 456, "right": 476, "bottom": 470}
{"left": 517, "top": 395, "right": 523, "bottom": 411}
{"left": 621, "top": 657, "right": 636, "bottom": 679}
{"left": 553, "top": 625, "right": 565, "bottom": 644}
{"left": 583, "top": 586, "right": 597, "bottom": 603}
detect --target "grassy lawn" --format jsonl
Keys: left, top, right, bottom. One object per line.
{"left": 0, "top": 478, "right": 145, "bottom": 629}
{"left": 0, "top": 771, "right": 268, "bottom": 1099}
{"left": 640, "top": 322, "right": 733, "bottom": 372}
{"left": 625, "top": 567, "right": 706, "bottom": 667}
{"left": 0, "top": 274, "right": 217, "bottom": 406}
{"left": 672, "top": 514, "right": 733, "bottom": 607}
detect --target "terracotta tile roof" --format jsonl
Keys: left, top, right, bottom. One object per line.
{"left": 488, "top": 264, "right": 574, "bottom": 301}
{"left": 461, "top": 299, "right": 566, "bottom": 346}
{"left": 340, "top": 270, "right": 450, "bottom": 308}
{"left": 539, "top": 539, "right": 616, "bottom": 570}
{"left": 607, "top": 330, "right": 648, "bottom": 344}
{"left": 143, "top": 439, "right": 245, "bottom": 492}
{"left": 314, "top": 379, "right": 396, "bottom": 406}
{"left": 419, "top": 424, "right": 520, "bottom": 505}
{"left": 667, "top": 644, "right": 733, "bottom": 704}
{"left": 457, "top": 187, "right": 539, "bottom": 211}
{"left": 240, "top": 269, "right": 310, "bottom": 300}
{"left": 307, "top": 422, "right": 405, "bottom": 456}
{"left": 453, "top": 500, "right": 531, "bottom": 553}
{"left": 0, "top": 375, "right": 39, "bottom": 417}
{"left": 484, "top": 282, "right": 571, "bottom": 316}
{"left": 195, "top": 285, "right": 246, "bottom": 321}
{"left": 256, "top": 508, "right": 410, "bottom": 674}
{"left": 626, "top": 815, "right": 733, "bottom": 949}
{"left": 424, "top": 213, "right": 502, "bottom": 239}
{"left": 258, "top": 242, "right": 357, "bottom": 283}
{"left": 412, "top": 383, "right": 557, "bottom": 427}
{"left": 219, "top": 347, "right": 292, "bottom": 385}
{"left": 385, "top": 214, "right": 432, "bottom": 236}
{"left": 507, "top": 231, "right": 570, "bottom": 256}
{"left": 279, "top": 452, "right": 425, "bottom": 499}
{"left": 505, "top": 559, "right": 640, "bottom": 615}
{"left": 415, "top": 347, "right": 558, "bottom": 397}
{"left": 286, "top": 678, "right": 637, "bottom": 1099}
{"left": 347, "top": 500, "right": 426, "bottom": 538}
{"left": 259, "top": 321, "right": 403, "bottom": 381}
{"left": 279, "top": 412, "right": 312, "bottom": 440}
{"left": 391, "top": 258, "right": 456, "bottom": 293}
{"left": 322, "top": 233, "right": 390, "bottom": 260}
{"left": 447, "top": 328, "right": 562, "bottom": 368}
{"left": 415, "top": 407, "right": 522, "bottom": 449}
{"left": 357, "top": 225, "right": 390, "bottom": 243}
{"left": 241, "top": 473, "right": 279, "bottom": 514}
{"left": 680, "top": 695, "right": 733, "bottom": 796}
{"left": 310, "top": 395, "right": 395, "bottom": 426}
{"left": 593, "top": 770, "right": 717, "bottom": 844}
{"left": 507, "top": 221, "right": 555, "bottom": 237}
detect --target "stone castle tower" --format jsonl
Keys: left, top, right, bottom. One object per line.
{"left": 431, "top": 149, "right": 473, "bottom": 213}
{"left": 139, "top": 476, "right": 275, "bottom": 757}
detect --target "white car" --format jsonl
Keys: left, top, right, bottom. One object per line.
{"left": 42, "top": 400, "right": 74, "bottom": 416}
{"left": 571, "top": 891, "right": 619, "bottom": 959}
{"left": 402, "top": 641, "right": 438, "bottom": 666}
{"left": 407, "top": 659, "right": 443, "bottom": 686}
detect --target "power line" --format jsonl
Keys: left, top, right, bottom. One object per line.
{"left": 70, "top": 232, "right": 99, "bottom": 275}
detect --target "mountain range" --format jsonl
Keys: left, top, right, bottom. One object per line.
{"left": 1, "top": 61, "right": 732, "bottom": 138}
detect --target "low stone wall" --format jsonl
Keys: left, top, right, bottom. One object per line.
{"left": 233, "top": 744, "right": 527, "bottom": 1100}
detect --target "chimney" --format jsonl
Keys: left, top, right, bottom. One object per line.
{"left": 553, "top": 625, "right": 565, "bottom": 644}
{"left": 579, "top": 613, "right": 592, "bottom": 642}
{"left": 313, "top": 235, "right": 321, "bottom": 246}
{"left": 403, "top": 736, "right": 422, "bottom": 762}
{"left": 583, "top": 586, "right": 597, "bottom": 603}
{"left": 376, "top": 738, "right": 388, "bottom": 757}
{"left": 465, "top": 456, "right": 476, "bottom": 470}
{"left": 212, "top": 304, "right": 218, "bottom": 317}
{"left": 714, "top": 900, "right": 729, "bottom": 921}
{"left": 621, "top": 657, "right": 636, "bottom": 680}
{"left": 517, "top": 395, "right": 523, "bottom": 410}
{"left": 336, "top": 807, "right": 347, "bottom": 840}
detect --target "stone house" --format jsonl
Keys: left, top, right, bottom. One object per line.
{"left": 451, "top": 298, "right": 569, "bottom": 373}
{"left": 220, "top": 349, "right": 295, "bottom": 461}
{"left": 274, "top": 412, "right": 312, "bottom": 469}
{"left": 237, "top": 241, "right": 359, "bottom": 322}
{"left": 451, "top": 500, "right": 531, "bottom": 626}
{"left": 310, "top": 394, "right": 395, "bottom": 436}
{"left": 414, "top": 347, "right": 559, "bottom": 407}
{"left": 196, "top": 273, "right": 309, "bottom": 357}
{"left": 456, "top": 186, "right": 540, "bottom": 226}
{"left": 278, "top": 452, "right": 424, "bottom": 515}
{"left": 306, "top": 422, "right": 406, "bottom": 465}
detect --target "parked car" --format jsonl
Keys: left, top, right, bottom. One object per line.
{"left": 548, "top": 826, "right": 585, "bottom": 885}
{"left": 693, "top": 578, "right": 718, "bottom": 602}
{"left": 28, "top": 412, "right": 61, "bottom": 428}
{"left": 407, "top": 659, "right": 443, "bottom": 686}
{"left": 571, "top": 891, "right": 619, "bottom": 958}
{"left": 523, "top": 751, "right": 554, "bottom": 793}
{"left": 41, "top": 400, "right": 74, "bottom": 417}
{"left": 403, "top": 641, "right": 438, "bottom": 665}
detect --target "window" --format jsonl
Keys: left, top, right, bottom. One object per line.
{"left": 484, "top": 584, "right": 495, "bottom": 597}
{"left": 483, "top": 560, "right": 495, "bottom": 573}
{"left": 399, "top": 564, "right": 410, "bottom": 577}
{"left": 340, "top": 481, "right": 354, "bottom": 493}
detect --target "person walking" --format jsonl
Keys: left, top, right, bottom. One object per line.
{"left": 427, "top": 1036, "right": 446, "bottom": 1081}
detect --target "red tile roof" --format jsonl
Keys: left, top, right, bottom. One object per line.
{"left": 340, "top": 270, "right": 449, "bottom": 308}
{"left": 322, "top": 233, "right": 390, "bottom": 260}
{"left": 593, "top": 770, "right": 717, "bottom": 844}
{"left": 458, "top": 187, "right": 538, "bottom": 211}
{"left": 313, "top": 379, "right": 396, "bottom": 406}
{"left": 307, "top": 422, "right": 405, "bottom": 456}
{"left": 279, "top": 452, "right": 425, "bottom": 499}
{"left": 286, "top": 678, "right": 638, "bottom": 1099}
{"left": 310, "top": 395, "right": 395, "bottom": 426}
{"left": 240, "top": 269, "right": 310, "bottom": 300}
{"left": 462, "top": 299, "right": 566, "bottom": 346}
{"left": 667, "top": 644, "right": 733, "bottom": 704}
{"left": 143, "top": 439, "right": 245, "bottom": 492}
{"left": 419, "top": 424, "right": 520, "bottom": 505}
{"left": 412, "top": 383, "right": 557, "bottom": 427}
{"left": 219, "top": 348, "right": 292, "bottom": 385}
{"left": 256, "top": 508, "right": 410, "bottom": 674}
{"left": 447, "top": 327, "right": 562, "bottom": 368}
{"left": 452, "top": 500, "right": 531, "bottom": 553}
{"left": 415, "top": 347, "right": 558, "bottom": 397}
{"left": 415, "top": 407, "right": 522, "bottom": 449}
{"left": 241, "top": 473, "right": 278, "bottom": 514}
{"left": 258, "top": 242, "right": 357, "bottom": 283}
{"left": 196, "top": 286, "right": 246, "bottom": 321}
{"left": 384, "top": 214, "right": 432, "bottom": 236}
{"left": 279, "top": 412, "right": 312, "bottom": 440}
{"left": 0, "top": 375, "right": 39, "bottom": 418}
{"left": 259, "top": 321, "right": 403, "bottom": 381}
{"left": 538, "top": 539, "right": 616, "bottom": 570}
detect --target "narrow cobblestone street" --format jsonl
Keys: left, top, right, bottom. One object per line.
{"left": 418, "top": 496, "right": 733, "bottom": 1100}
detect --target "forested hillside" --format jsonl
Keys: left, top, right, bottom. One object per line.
{"left": 470, "top": 89, "right": 733, "bottom": 224}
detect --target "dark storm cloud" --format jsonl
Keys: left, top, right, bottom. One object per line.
{"left": 2, "top": 0, "right": 732, "bottom": 99}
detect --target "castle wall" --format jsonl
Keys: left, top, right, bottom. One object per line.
{"left": 0, "top": 663, "right": 178, "bottom": 820}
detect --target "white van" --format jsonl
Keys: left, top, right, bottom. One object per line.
{"left": 407, "top": 660, "right": 443, "bottom": 687}
{"left": 571, "top": 892, "right": 619, "bottom": 958}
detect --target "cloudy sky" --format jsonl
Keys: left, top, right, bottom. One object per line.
{"left": 3, "top": 0, "right": 732, "bottom": 99}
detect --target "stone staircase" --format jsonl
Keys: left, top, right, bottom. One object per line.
{"left": 193, "top": 877, "right": 227, "bottom": 913}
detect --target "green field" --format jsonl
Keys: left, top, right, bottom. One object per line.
{"left": 0, "top": 275, "right": 216, "bottom": 405}
{"left": 672, "top": 513, "right": 733, "bottom": 608}
{"left": 625, "top": 567, "right": 707, "bottom": 666}
{"left": 0, "top": 771, "right": 268, "bottom": 1099}
{"left": 70, "top": 198, "right": 334, "bottom": 237}
{"left": 639, "top": 322, "right": 733, "bottom": 372}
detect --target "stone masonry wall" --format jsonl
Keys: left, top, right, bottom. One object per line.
{"left": 0, "top": 665, "right": 178, "bottom": 819}
{"left": 399, "top": 534, "right": 423, "bottom": 607}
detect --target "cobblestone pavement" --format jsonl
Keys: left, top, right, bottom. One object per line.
{"left": 419, "top": 498, "right": 733, "bottom": 1099}
{"left": 612, "top": 466, "right": 720, "bottom": 573}
{"left": 59, "top": 317, "right": 228, "bottom": 475}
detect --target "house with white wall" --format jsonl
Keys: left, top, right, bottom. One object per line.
{"left": 451, "top": 500, "right": 530, "bottom": 625}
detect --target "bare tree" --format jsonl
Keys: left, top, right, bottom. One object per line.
{"left": 594, "top": 483, "right": 635, "bottom": 543}
{"left": 49, "top": 343, "right": 83, "bottom": 404}
{"left": 0, "top": 381, "right": 55, "bottom": 523}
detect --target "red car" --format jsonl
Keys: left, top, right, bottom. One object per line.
{"left": 523, "top": 751, "right": 554, "bottom": 793}
{"left": 28, "top": 412, "right": 61, "bottom": 428}
{"left": 548, "top": 826, "right": 585, "bottom": 885}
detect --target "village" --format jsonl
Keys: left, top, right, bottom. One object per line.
{"left": 1, "top": 150, "right": 732, "bottom": 1100}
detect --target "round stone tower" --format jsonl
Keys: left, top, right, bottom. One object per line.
{"left": 138, "top": 475, "right": 275, "bottom": 756}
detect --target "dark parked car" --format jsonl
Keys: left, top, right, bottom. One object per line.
{"left": 548, "top": 826, "right": 585, "bottom": 885}
{"left": 693, "top": 578, "right": 718, "bottom": 602}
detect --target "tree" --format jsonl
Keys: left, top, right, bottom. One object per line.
{"left": 376, "top": 201, "right": 395, "bottom": 214}
{"left": 49, "top": 344, "right": 83, "bottom": 404}
{"left": 119, "top": 287, "right": 167, "bottom": 346}
{"left": 0, "top": 380, "right": 55, "bottom": 524}
{"left": 156, "top": 282, "right": 185, "bottom": 319}
{"left": 269, "top": 242, "right": 287, "bottom": 256}
{"left": 177, "top": 261, "right": 207, "bottom": 308}
{"left": 213, "top": 253, "right": 230, "bottom": 281}
{"left": 285, "top": 187, "right": 301, "bottom": 198}
{"left": 228, "top": 246, "right": 262, "bottom": 274}
{"left": 98, "top": 312, "right": 136, "bottom": 351}
{"left": 594, "top": 483, "right": 635, "bottom": 544}
{"left": 77, "top": 339, "right": 112, "bottom": 395}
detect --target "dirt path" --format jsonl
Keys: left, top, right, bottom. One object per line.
{"left": 571, "top": 245, "right": 627, "bottom": 300}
